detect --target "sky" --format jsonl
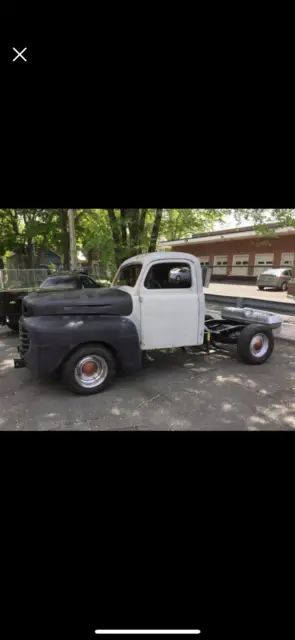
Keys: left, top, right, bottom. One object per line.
{"left": 213, "top": 213, "right": 248, "bottom": 231}
{"left": 213, "top": 210, "right": 275, "bottom": 231}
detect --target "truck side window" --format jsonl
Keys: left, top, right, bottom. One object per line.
{"left": 144, "top": 262, "right": 192, "bottom": 289}
{"left": 114, "top": 264, "right": 142, "bottom": 287}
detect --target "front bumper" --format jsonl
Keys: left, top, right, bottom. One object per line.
{"left": 14, "top": 344, "right": 26, "bottom": 368}
{"left": 257, "top": 279, "right": 278, "bottom": 287}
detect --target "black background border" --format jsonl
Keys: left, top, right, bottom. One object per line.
{"left": 0, "top": 12, "right": 293, "bottom": 636}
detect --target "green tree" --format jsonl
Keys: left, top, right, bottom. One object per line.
{"left": 76, "top": 208, "right": 229, "bottom": 272}
{"left": 0, "top": 209, "right": 72, "bottom": 268}
{"left": 77, "top": 210, "right": 116, "bottom": 274}
{"left": 107, "top": 209, "right": 156, "bottom": 267}
{"left": 0, "top": 207, "right": 229, "bottom": 274}
{"left": 160, "top": 209, "right": 227, "bottom": 241}
{"left": 233, "top": 209, "right": 295, "bottom": 228}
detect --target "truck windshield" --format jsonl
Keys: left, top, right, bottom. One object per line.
{"left": 113, "top": 264, "right": 142, "bottom": 287}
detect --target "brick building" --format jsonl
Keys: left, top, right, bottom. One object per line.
{"left": 158, "top": 223, "right": 295, "bottom": 282}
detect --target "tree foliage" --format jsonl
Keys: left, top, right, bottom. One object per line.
{"left": 81, "top": 208, "right": 228, "bottom": 272}
{"left": 233, "top": 209, "right": 295, "bottom": 230}
{"left": 7, "top": 207, "right": 292, "bottom": 273}
{"left": 160, "top": 209, "right": 226, "bottom": 241}
{"left": 0, "top": 209, "right": 60, "bottom": 267}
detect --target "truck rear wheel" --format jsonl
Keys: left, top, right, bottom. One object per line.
{"left": 62, "top": 344, "right": 116, "bottom": 395}
{"left": 237, "top": 324, "right": 274, "bottom": 365}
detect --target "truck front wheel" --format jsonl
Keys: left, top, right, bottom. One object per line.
{"left": 7, "top": 317, "right": 19, "bottom": 332}
{"left": 237, "top": 324, "right": 274, "bottom": 365}
{"left": 62, "top": 344, "right": 116, "bottom": 395}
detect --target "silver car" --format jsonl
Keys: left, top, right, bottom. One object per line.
{"left": 257, "top": 268, "right": 293, "bottom": 291}
{"left": 169, "top": 266, "right": 191, "bottom": 284}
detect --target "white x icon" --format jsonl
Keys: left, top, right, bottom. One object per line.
{"left": 12, "top": 47, "right": 27, "bottom": 62}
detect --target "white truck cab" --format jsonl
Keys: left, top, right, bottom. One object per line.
{"left": 112, "top": 252, "right": 206, "bottom": 350}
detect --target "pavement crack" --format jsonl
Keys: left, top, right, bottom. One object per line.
{"left": 136, "top": 393, "right": 162, "bottom": 408}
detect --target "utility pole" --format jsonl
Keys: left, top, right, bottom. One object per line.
{"left": 68, "top": 209, "right": 77, "bottom": 271}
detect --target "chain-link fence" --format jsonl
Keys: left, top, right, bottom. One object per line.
{"left": 0, "top": 269, "right": 48, "bottom": 290}
{"left": 87, "top": 265, "right": 100, "bottom": 278}
{"left": 86, "top": 265, "right": 114, "bottom": 280}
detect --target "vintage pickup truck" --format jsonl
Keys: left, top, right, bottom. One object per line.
{"left": 14, "top": 252, "right": 282, "bottom": 395}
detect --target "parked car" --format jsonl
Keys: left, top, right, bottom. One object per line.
{"left": 0, "top": 273, "right": 104, "bottom": 332}
{"left": 39, "top": 274, "right": 100, "bottom": 290}
{"left": 257, "top": 268, "right": 293, "bottom": 291}
{"left": 168, "top": 266, "right": 191, "bottom": 285}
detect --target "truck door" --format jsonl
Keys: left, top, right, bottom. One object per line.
{"left": 139, "top": 260, "right": 200, "bottom": 350}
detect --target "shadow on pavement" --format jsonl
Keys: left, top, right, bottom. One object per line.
{"left": 0, "top": 333, "right": 295, "bottom": 430}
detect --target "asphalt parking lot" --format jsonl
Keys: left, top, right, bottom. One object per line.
{"left": 1, "top": 326, "right": 295, "bottom": 430}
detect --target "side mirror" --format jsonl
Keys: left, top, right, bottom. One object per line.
{"left": 202, "top": 266, "right": 212, "bottom": 289}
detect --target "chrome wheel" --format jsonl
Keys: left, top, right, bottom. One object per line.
{"left": 249, "top": 333, "right": 269, "bottom": 358}
{"left": 74, "top": 355, "right": 108, "bottom": 389}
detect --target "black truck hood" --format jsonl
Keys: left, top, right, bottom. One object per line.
{"left": 23, "top": 287, "right": 133, "bottom": 317}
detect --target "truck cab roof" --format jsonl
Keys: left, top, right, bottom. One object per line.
{"left": 121, "top": 251, "right": 199, "bottom": 267}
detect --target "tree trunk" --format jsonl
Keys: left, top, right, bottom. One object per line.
{"left": 68, "top": 209, "right": 77, "bottom": 271}
{"left": 148, "top": 209, "right": 163, "bottom": 252}
{"left": 138, "top": 209, "right": 147, "bottom": 249}
{"left": 60, "top": 209, "right": 70, "bottom": 269}
{"left": 26, "top": 239, "right": 34, "bottom": 269}
{"left": 126, "top": 209, "right": 140, "bottom": 256}
{"left": 87, "top": 248, "right": 93, "bottom": 264}
{"left": 120, "top": 209, "right": 128, "bottom": 246}
{"left": 108, "top": 208, "right": 156, "bottom": 266}
{"left": 108, "top": 209, "right": 123, "bottom": 268}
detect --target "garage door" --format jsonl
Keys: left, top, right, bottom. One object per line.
{"left": 254, "top": 253, "right": 274, "bottom": 276}
{"left": 281, "top": 252, "right": 294, "bottom": 266}
{"left": 213, "top": 255, "right": 228, "bottom": 275}
{"left": 232, "top": 254, "right": 249, "bottom": 276}
{"left": 198, "top": 256, "right": 210, "bottom": 266}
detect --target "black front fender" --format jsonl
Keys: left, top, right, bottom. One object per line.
{"left": 23, "top": 315, "right": 142, "bottom": 375}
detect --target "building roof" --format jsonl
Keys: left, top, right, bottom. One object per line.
{"left": 159, "top": 222, "right": 295, "bottom": 247}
